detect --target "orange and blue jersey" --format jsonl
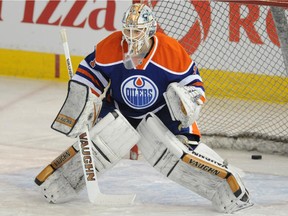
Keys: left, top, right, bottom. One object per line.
{"left": 72, "top": 31, "right": 205, "bottom": 138}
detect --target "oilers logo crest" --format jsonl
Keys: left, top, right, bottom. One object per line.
{"left": 121, "top": 75, "right": 159, "bottom": 109}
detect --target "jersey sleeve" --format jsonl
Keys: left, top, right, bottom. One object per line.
{"left": 72, "top": 31, "right": 122, "bottom": 97}
{"left": 155, "top": 33, "right": 206, "bottom": 103}
{"left": 72, "top": 50, "right": 109, "bottom": 97}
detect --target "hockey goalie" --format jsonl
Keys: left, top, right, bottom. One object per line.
{"left": 34, "top": 3, "right": 253, "bottom": 213}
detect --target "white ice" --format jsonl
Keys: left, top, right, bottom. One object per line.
{"left": 0, "top": 77, "right": 288, "bottom": 216}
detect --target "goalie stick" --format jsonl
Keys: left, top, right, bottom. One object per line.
{"left": 60, "top": 29, "right": 136, "bottom": 205}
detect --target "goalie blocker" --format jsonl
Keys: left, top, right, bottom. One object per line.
{"left": 51, "top": 79, "right": 103, "bottom": 138}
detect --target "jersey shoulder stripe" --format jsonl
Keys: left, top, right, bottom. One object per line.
{"left": 152, "top": 32, "right": 192, "bottom": 73}
{"left": 95, "top": 31, "right": 123, "bottom": 65}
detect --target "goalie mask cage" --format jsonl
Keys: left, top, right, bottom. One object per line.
{"left": 136, "top": 0, "right": 288, "bottom": 154}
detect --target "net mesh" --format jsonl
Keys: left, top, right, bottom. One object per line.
{"left": 138, "top": 0, "right": 288, "bottom": 145}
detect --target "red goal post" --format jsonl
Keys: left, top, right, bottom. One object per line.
{"left": 215, "top": 0, "right": 288, "bottom": 8}
{"left": 130, "top": 0, "right": 288, "bottom": 156}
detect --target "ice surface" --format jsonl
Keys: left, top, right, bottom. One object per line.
{"left": 0, "top": 77, "right": 287, "bottom": 216}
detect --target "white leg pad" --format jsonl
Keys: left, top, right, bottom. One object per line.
{"left": 89, "top": 110, "right": 140, "bottom": 172}
{"left": 38, "top": 149, "right": 84, "bottom": 203}
{"left": 137, "top": 113, "right": 253, "bottom": 213}
{"left": 37, "top": 110, "right": 140, "bottom": 203}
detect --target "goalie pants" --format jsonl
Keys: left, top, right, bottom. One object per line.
{"left": 99, "top": 100, "right": 201, "bottom": 142}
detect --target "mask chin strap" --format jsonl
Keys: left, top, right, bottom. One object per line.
{"left": 121, "top": 37, "right": 148, "bottom": 70}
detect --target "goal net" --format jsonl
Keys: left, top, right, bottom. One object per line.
{"left": 136, "top": 0, "right": 288, "bottom": 154}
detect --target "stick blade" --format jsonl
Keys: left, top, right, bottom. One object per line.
{"left": 90, "top": 193, "right": 136, "bottom": 205}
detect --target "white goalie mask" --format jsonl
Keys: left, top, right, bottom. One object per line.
{"left": 122, "top": 3, "right": 157, "bottom": 69}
